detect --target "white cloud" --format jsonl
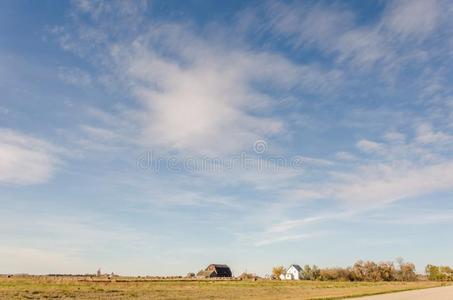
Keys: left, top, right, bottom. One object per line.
{"left": 415, "top": 123, "right": 453, "bottom": 145}
{"left": 277, "top": 125, "right": 453, "bottom": 211}
{"left": 0, "top": 129, "right": 59, "bottom": 185}
{"left": 261, "top": 0, "right": 448, "bottom": 70}
{"left": 72, "top": 0, "right": 148, "bottom": 21}
{"left": 265, "top": 2, "right": 354, "bottom": 50}
{"left": 383, "top": 131, "right": 406, "bottom": 143}
{"left": 356, "top": 139, "right": 384, "bottom": 154}
{"left": 335, "top": 28, "right": 391, "bottom": 67}
{"left": 261, "top": 2, "right": 392, "bottom": 67}
{"left": 333, "top": 161, "right": 453, "bottom": 206}
{"left": 54, "top": 1, "right": 345, "bottom": 156}
{"left": 268, "top": 214, "right": 341, "bottom": 233}
{"left": 111, "top": 31, "right": 338, "bottom": 155}
{"left": 384, "top": 0, "right": 440, "bottom": 38}
{"left": 259, "top": 154, "right": 453, "bottom": 237}
{"left": 79, "top": 124, "right": 119, "bottom": 141}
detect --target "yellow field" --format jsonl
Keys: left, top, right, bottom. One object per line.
{"left": 0, "top": 276, "right": 448, "bottom": 300}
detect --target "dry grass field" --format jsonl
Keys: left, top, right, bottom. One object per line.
{"left": 0, "top": 276, "right": 448, "bottom": 300}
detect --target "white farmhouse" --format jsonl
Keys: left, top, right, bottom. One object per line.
{"left": 280, "top": 264, "right": 302, "bottom": 280}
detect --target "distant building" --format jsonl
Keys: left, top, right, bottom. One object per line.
{"left": 279, "top": 264, "right": 302, "bottom": 280}
{"left": 197, "top": 264, "right": 232, "bottom": 278}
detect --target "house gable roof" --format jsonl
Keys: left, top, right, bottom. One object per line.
{"left": 289, "top": 264, "right": 302, "bottom": 271}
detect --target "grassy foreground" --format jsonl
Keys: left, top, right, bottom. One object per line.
{"left": 0, "top": 276, "right": 447, "bottom": 300}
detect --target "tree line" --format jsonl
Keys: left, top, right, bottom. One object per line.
{"left": 425, "top": 265, "right": 453, "bottom": 281}
{"left": 273, "top": 258, "right": 420, "bottom": 281}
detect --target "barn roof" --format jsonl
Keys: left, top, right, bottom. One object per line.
{"left": 206, "top": 264, "right": 232, "bottom": 277}
{"left": 209, "top": 264, "right": 230, "bottom": 269}
{"left": 289, "top": 264, "right": 302, "bottom": 271}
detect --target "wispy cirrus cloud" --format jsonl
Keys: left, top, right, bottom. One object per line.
{"left": 53, "top": 0, "right": 344, "bottom": 157}
{"left": 0, "top": 129, "right": 60, "bottom": 185}
{"left": 255, "top": 0, "right": 448, "bottom": 71}
{"left": 250, "top": 121, "right": 453, "bottom": 245}
{"left": 384, "top": 0, "right": 440, "bottom": 39}
{"left": 282, "top": 123, "right": 453, "bottom": 207}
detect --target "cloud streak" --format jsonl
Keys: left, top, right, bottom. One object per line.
{"left": 0, "top": 129, "right": 59, "bottom": 185}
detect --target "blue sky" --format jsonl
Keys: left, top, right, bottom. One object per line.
{"left": 1, "top": 0, "right": 453, "bottom": 276}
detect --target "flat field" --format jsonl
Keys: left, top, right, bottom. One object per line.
{"left": 0, "top": 276, "right": 448, "bottom": 300}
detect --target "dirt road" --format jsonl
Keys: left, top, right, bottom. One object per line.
{"left": 354, "top": 285, "right": 453, "bottom": 299}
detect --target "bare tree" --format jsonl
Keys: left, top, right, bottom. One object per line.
{"left": 272, "top": 266, "right": 286, "bottom": 280}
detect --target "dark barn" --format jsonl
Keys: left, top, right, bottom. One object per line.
{"left": 197, "top": 264, "right": 232, "bottom": 278}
